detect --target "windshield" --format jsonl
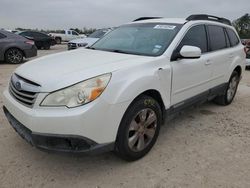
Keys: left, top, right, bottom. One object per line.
{"left": 91, "top": 23, "right": 182, "bottom": 56}
{"left": 88, "top": 29, "right": 110, "bottom": 38}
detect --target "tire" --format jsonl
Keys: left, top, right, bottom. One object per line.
{"left": 115, "top": 95, "right": 162, "bottom": 161}
{"left": 44, "top": 42, "right": 51, "bottom": 50}
{"left": 5, "top": 48, "right": 24, "bottom": 64}
{"left": 55, "top": 37, "right": 61, "bottom": 44}
{"left": 214, "top": 71, "right": 240, "bottom": 105}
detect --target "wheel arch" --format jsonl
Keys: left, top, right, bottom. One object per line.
{"left": 119, "top": 89, "right": 166, "bottom": 126}
{"left": 233, "top": 65, "right": 242, "bottom": 77}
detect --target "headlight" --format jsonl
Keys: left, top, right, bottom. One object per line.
{"left": 41, "top": 73, "right": 111, "bottom": 108}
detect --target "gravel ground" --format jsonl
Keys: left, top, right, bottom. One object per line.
{"left": 0, "top": 45, "right": 250, "bottom": 188}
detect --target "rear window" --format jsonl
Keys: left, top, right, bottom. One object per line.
{"left": 0, "top": 33, "right": 6, "bottom": 39}
{"left": 208, "top": 25, "right": 227, "bottom": 51}
{"left": 226, "top": 28, "right": 240, "bottom": 47}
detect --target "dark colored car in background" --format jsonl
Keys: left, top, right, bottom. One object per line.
{"left": 0, "top": 30, "right": 37, "bottom": 64}
{"left": 17, "top": 31, "right": 56, "bottom": 50}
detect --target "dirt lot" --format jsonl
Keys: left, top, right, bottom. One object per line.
{"left": 0, "top": 45, "right": 250, "bottom": 188}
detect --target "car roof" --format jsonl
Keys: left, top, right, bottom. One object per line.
{"left": 129, "top": 15, "right": 233, "bottom": 28}
{"left": 0, "top": 29, "right": 28, "bottom": 40}
{"left": 130, "top": 18, "right": 187, "bottom": 24}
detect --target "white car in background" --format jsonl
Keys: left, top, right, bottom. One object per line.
{"left": 49, "top": 30, "right": 86, "bottom": 44}
{"left": 68, "top": 28, "right": 113, "bottom": 50}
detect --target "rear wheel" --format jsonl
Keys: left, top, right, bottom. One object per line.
{"left": 115, "top": 95, "right": 162, "bottom": 161}
{"left": 55, "top": 37, "right": 61, "bottom": 44}
{"left": 214, "top": 71, "right": 240, "bottom": 105}
{"left": 43, "top": 42, "right": 51, "bottom": 50}
{"left": 5, "top": 48, "right": 23, "bottom": 64}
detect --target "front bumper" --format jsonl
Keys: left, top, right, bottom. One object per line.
{"left": 24, "top": 45, "right": 37, "bottom": 58}
{"left": 68, "top": 43, "right": 78, "bottom": 50}
{"left": 3, "top": 107, "right": 114, "bottom": 154}
{"left": 3, "top": 89, "right": 129, "bottom": 145}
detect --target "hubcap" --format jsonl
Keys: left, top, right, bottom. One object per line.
{"left": 227, "top": 76, "right": 238, "bottom": 101}
{"left": 7, "top": 49, "right": 22, "bottom": 64}
{"left": 128, "top": 108, "right": 157, "bottom": 152}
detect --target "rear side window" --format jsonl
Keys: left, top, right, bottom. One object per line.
{"left": 178, "top": 25, "right": 208, "bottom": 53}
{"left": 72, "top": 31, "right": 78, "bottom": 35}
{"left": 208, "top": 25, "right": 227, "bottom": 51}
{"left": 0, "top": 33, "right": 6, "bottom": 39}
{"left": 226, "top": 29, "right": 240, "bottom": 47}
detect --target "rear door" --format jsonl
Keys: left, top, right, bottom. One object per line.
{"left": 171, "top": 25, "right": 212, "bottom": 105}
{"left": 206, "top": 25, "right": 231, "bottom": 87}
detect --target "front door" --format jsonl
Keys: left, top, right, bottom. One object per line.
{"left": 171, "top": 24, "right": 212, "bottom": 105}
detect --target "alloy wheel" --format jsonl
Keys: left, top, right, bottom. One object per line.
{"left": 7, "top": 49, "right": 23, "bottom": 64}
{"left": 128, "top": 108, "right": 157, "bottom": 152}
{"left": 227, "top": 76, "right": 238, "bottom": 102}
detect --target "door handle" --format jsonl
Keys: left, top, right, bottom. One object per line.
{"left": 229, "top": 53, "right": 234, "bottom": 58}
{"left": 205, "top": 60, "right": 211, "bottom": 65}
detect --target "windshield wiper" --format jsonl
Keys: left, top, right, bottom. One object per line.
{"left": 86, "top": 46, "right": 96, "bottom": 50}
{"left": 108, "top": 49, "right": 131, "bottom": 55}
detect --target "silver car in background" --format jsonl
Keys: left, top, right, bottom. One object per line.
{"left": 68, "top": 28, "right": 113, "bottom": 50}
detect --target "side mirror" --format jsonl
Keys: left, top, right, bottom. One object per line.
{"left": 179, "top": 45, "right": 201, "bottom": 59}
{"left": 171, "top": 45, "right": 201, "bottom": 61}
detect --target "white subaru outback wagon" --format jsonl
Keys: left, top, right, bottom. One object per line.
{"left": 3, "top": 14, "right": 246, "bottom": 161}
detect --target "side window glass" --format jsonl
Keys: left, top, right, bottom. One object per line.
{"left": 72, "top": 31, "right": 78, "bottom": 35}
{"left": 226, "top": 28, "right": 240, "bottom": 47}
{"left": 0, "top": 33, "right": 6, "bottom": 39}
{"left": 208, "top": 25, "right": 227, "bottom": 51}
{"left": 178, "top": 25, "right": 208, "bottom": 53}
{"left": 67, "top": 31, "right": 71, "bottom": 35}
{"left": 224, "top": 29, "right": 231, "bottom": 48}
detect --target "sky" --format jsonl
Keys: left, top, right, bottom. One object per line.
{"left": 0, "top": 0, "right": 249, "bottom": 30}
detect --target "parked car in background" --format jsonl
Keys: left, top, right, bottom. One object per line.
{"left": 0, "top": 30, "right": 37, "bottom": 64}
{"left": 243, "top": 39, "right": 250, "bottom": 68}
{"left": 49, "top": 30, "right": 86, "bottom": 44}
{"left": 17, "top": 31, "right": 56, "bottom": 50}
{"left": 68, "top": 28, "right": 113, "bottom": 50}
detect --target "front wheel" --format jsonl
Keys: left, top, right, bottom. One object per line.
{"left": 5, "top": 48, "right": 23, "bottom": 64}
{"left": 214, "top": 71, "right": 240, "bottom": 105}
{"left": 115, "top": 95, "right": 162, "bottom": 161}
{"left": 55, "top": 37, "right": 61, "bottom": 44}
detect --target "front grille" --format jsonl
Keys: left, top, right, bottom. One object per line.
{"left": 9, "top": 74, "right": 40, "bottom": 107}
{"left": 68, "top": 43, "right": 77, "bottom": 49}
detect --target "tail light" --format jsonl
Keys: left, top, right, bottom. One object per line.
{"left": 25, "top": 40, "right": 34, "bottom": 45}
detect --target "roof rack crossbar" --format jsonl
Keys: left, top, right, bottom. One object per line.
{"left": 133, "top": 17, "right": 162, "bottom": 22}
{"left": 186, "top": 14, "right": 232, "bottom": 26}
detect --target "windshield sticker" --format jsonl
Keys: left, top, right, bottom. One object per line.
{"left": 154, "top": 25, "right": 176, "bottom": 30}
{"left": 152, "top": 45, "right": 162, "bottom": 53}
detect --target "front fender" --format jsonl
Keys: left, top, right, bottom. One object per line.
{"left": 101, "top": 63, "right": 171, "bottom": 109}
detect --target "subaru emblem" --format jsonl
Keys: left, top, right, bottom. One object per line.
{"left": 15, "top": 81, "right": 22, "bottom": 91}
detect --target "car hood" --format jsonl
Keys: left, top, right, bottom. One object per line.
{"left": 69, "top": 37, "right": 99, "bottom": 45}
{"left": 15, "top": 49, "right": 149, "bottom": 92}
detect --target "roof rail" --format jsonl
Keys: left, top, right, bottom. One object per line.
{"left": 133, "top": 17, "right": 162, "bottom": 22}
{"left": 186, "top": 14, "right": 232, "bottom": 26}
